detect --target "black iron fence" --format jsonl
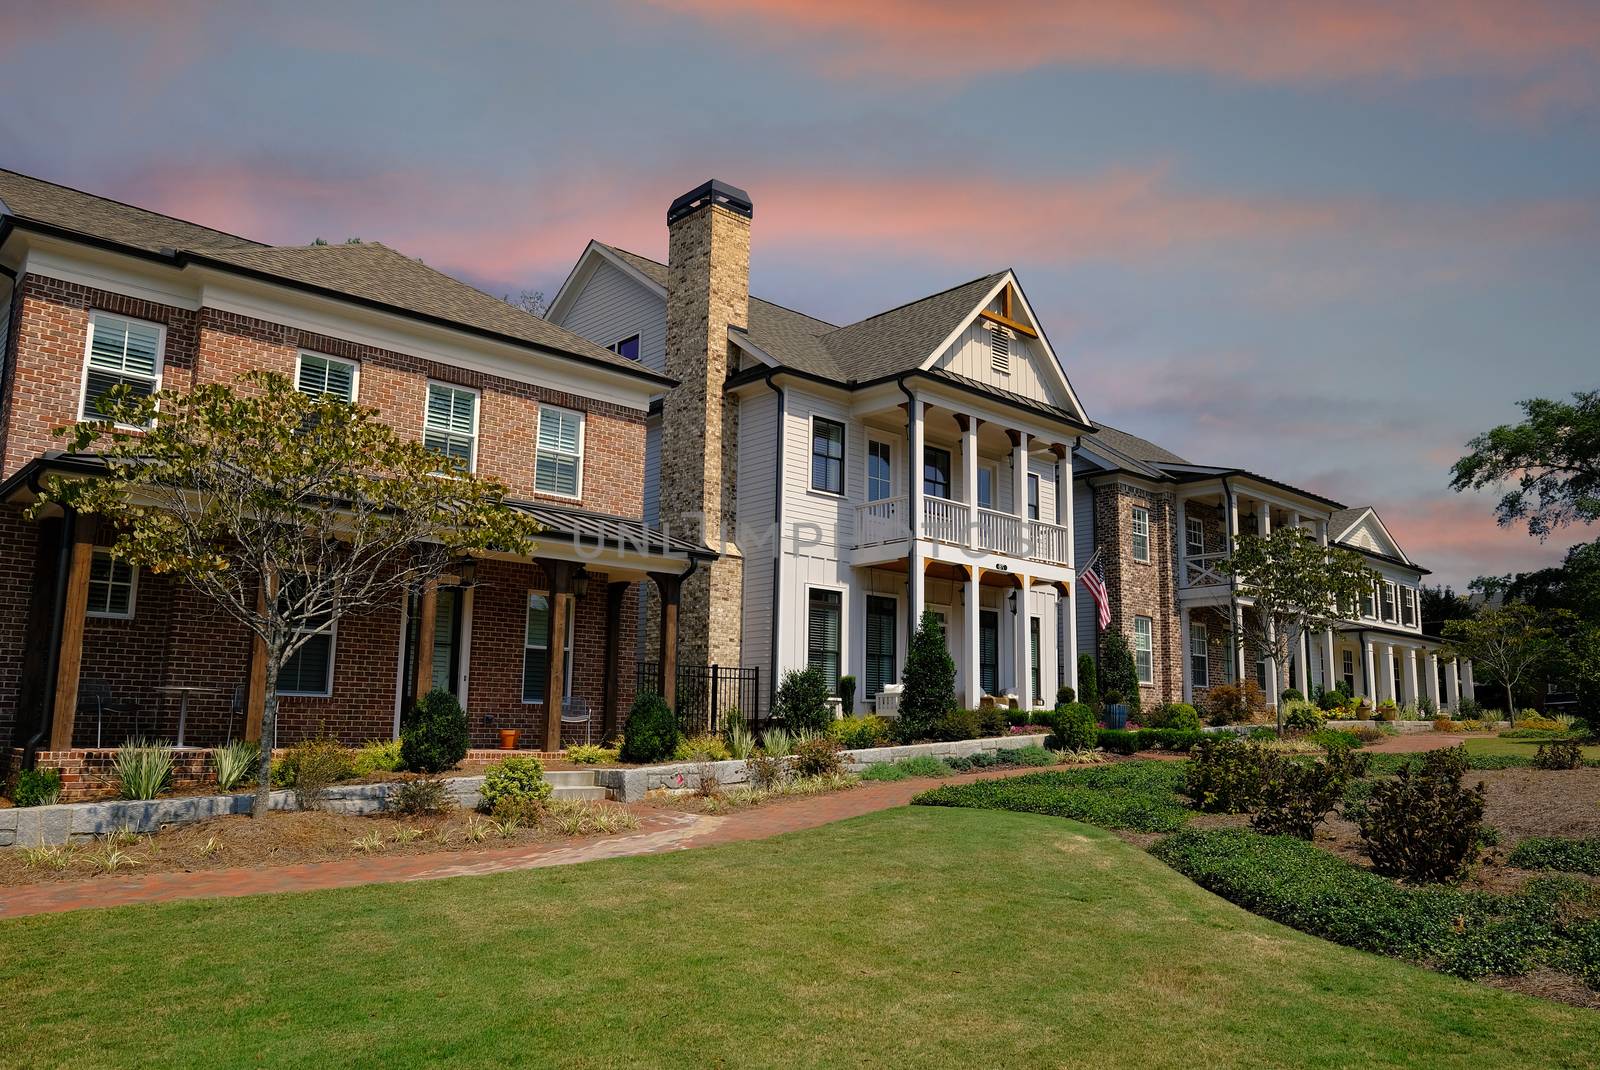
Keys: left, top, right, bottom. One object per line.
{"left": 635, "top": 662, "right": 761, "bottom": 735}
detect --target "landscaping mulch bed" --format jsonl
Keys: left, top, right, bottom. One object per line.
{"left": 0, "top": 803, "right": 644, "bottom": 886}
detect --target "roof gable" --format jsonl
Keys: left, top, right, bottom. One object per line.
{"left": 1333, "top": 507, "right": 1411, "bottom": 564}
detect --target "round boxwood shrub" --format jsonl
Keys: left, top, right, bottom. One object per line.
{"left": 401, "top": 688, "right": 470, "bottom": 774}
{"left": 621, "top": 691, "right": 679, "bottom": 763}
{"left": 478, "top": 754, "right": 553, "bottom": 812}
{"left": 1050, "top": 702, "right": 1098, "bottom": 751}
{"left": 1147, "top": 702, "right": 1202, "bottom": 732}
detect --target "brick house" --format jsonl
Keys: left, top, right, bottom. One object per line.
{"left": 549, "top": 182, "right": 1095, "bottom": 716}
{"left": 0, "top": 169, "right": 713, "bottom": 777}
{"left": 1073, "top": 426, "right": 1475, "bottom": 714}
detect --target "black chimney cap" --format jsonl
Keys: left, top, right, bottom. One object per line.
{"left": 667, "top": 180, "right": 753, "bottom": 226}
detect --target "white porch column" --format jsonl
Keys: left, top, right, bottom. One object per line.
{"left": 1065, "top": 582, "right": 1079, "bottom": 696}
{"left": 1403, "top": 647, "right": 1419, "bottom": 708}
{"left": 1257, "top": 501, "right": 1272, "bottom": 538}
{"left": 962, "top": 415, "right": 979, "bottom": 547}
{"left": 1014, "top": 577, "right": 1032, "bottom": 706}
{"left": 1012, "top": 431, "right": 1029, "bottom": 520}
{"left": 1448, "top": 659, "right": 1461, "bottom": 709}
{"left": 1180, "top": 608, "right": 1193, "bottom": 705}
{"left": 1322, "top": 628, "right": 1336, "bottom": 692}
{"left": 965, "top": 566, "right": 982, "bottom": 707}
{"left": 1233, "top": 602, "right": 1247, "bottom": 683}
{"left": 1264, "top": 614, "right": 1279, "bottom": 702}
{"left": 1059, "top": 445, "right": 1078, "bottom": 696}
{"left": 1427, "top": 651, "right": 1441, "bottom": 709}
{"left": 1364, "top": 638, "right": 1377, "bottom": 699}
{"left": 908, "top": 396, "right": 925, "bottom": 632}
{"left": 1382, "top": 643, "right": 1396, "bottom": 703}
{"left": 1175, "top": 494, "right": 1189, "bottom": 588}
{"left": 1462, "top": 659, "right": 1475, "bottom": 699}
{"left": 1300, "top": 631, "right": 1312, "bottom": 694}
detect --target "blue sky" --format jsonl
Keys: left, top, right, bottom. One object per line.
{"left": 3, "top": 1, "right": 1597, "bottom": 586}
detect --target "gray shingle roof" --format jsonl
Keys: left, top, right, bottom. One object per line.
{"left": 1327, "top": 507, "right": 1368, "bottom": 538}
{"left": 1087, "top": 424, "right": 1190, "bottom": 467}
{"left": 1, "top": 170, "right": 666, "bottom": 383}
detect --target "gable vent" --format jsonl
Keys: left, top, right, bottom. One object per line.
{"left": 988, "top": 323, "right": 1012, "bottom": 374}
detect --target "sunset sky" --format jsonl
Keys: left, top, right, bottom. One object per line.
{"left": 3, "top": 1, "right": 1597, "bottom": 587}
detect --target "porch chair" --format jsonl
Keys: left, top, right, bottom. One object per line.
{"left": 559, "top": 696, "right": 593, "bottom": 748}
{"left": 76, "top": 679, "right": 140, "bottom": 748}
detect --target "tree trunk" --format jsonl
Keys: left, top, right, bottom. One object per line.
{"left": 1504, "top": 683, "right": 1514, "bottom": 718}
{"left": 251, "top": 646, "right": 284, "bottom": 819}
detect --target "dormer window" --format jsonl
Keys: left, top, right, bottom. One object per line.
{"left": 988, "top": 323, "right": 1011, "bottom": 375}
{"left": 608, "top": 334, "right": 641, "bottom": 361}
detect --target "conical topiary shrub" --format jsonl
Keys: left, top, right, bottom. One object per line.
{"left": 899, "top": 610, "right": 957, "bottom": 742}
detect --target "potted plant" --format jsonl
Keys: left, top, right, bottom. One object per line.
{"left": 1103, "top": 690, "right": 1129, "bottom": 730}
{"left": 498, "top": 727, "right": 521, "bottom": 750}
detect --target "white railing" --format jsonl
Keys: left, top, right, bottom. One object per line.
{"left": 856, "top": 495, "right": 907, "bottom": 547}
{"left": 1183, "top": 551, "right": 1230, "bottom": 588}
{"left": 1028, "top": 519, "right": 1072, "bottom": 566}
{"left": 924, "top": 497, "right": 970, "bottom": 545}
{"left": 977, "top": 507, "right": 1025, "bottom": 558}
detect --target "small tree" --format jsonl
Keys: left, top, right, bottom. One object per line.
{"left": 1098, "top": 632, "right": 1141, "bottom": 716}
{"left": 773, "top": 667, "right": 833, "bottom": 734}
{"left": 1222, "top": 528, "right": 1375, "bottom": 734}
{"left": 1450, "top": 390, "right": 1600, "bottom": 538}
{"left": 899, "top": 610, "right": 956, "bottom": 741}
{"left": 1442, "top": 604, "right": 1560, "bottom": 715}
{"left": 33, "top": 373, "right": 540, "bottom": 816}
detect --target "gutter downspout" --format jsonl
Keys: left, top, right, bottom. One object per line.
{"left": 896, "top": 375, "right": 918, "bottom": 639}
{"left": 762, "top": 368, "right": 784, "bottom": 723}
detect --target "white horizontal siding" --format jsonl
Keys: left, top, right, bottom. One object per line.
{"left": 931, "top": 317, "right": 1070, "bottom": 412}
{"left": 1074, "top": 478, "right": 1097, "bottom": 662}
{"left": 550, "top": 260, "right": 667, "bottom": 375}
{"left": 739, "top": 392, "right": 780, "bottom": 713}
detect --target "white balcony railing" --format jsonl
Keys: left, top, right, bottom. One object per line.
{"left": 853, "top": 496, "right": 1072, "bottom": 569}
{"left": 1183, "top": 550, "right": 1231, "bottom": 588}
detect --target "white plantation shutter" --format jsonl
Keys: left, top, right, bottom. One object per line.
{"left": 424, "top": 383, "right": 477, "bottom": 467}
{"left": 84, "top": 313, "right": 162, "bottom": 420}
{"left": 535, "top": 406, "right": 583, "bottom": 497}
{"left": 297, "top": 354, "right": 356, "bottom": 401}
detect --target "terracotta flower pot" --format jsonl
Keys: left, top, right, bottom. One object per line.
{"left": 498, "top": 728, "right": 520, "bottom": 750}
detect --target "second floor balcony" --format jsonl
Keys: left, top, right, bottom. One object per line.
{"left": 854, "top": 494, "right": 1072, "bottom": 569}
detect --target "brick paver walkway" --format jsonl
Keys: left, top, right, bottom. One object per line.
{"left": 1361, "top": 731, "right": 1477, "bottom": 754}
{"left": 0, "top": 768, "right": 1023, "bottom": 920}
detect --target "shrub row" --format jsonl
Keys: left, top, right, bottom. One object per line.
{"left": 1154, "top": 828, "right": 1600, "bottom": 984}
{"left": 912, "top": 761, "right": 1191, "bottom": 833}
{"left": 861, "top": 745, "right": 1056, "bottom": 781}
{"left": 1096, "top": 728, "right": 1205, "bottom": 755}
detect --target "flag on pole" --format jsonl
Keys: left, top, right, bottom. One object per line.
{"left": 1078, "top": 547, "right": 1111, "bottom": 631}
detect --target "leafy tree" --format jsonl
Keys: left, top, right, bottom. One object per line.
{"left": 1441, "top": 604, "right": 1561, "bottom": 715}
{"left": 1419, "top": 584, "right": 1476, "bottom": 637}
{"left": 1221, "top": 528, "right": 1376, "bottom": 734}
{"left": 773, "top": 666, "right": 834, "bottom": 734}
{"left": 33, "top": 372, "right": 540, "bottom": 815}
{"left": 899, "top": 610, "right": 957, "bottom": 740}
{"left": 1450, "top": 390, "right": 1600, "bottom": 538}
{"left": 1098, "top": 632, "right": 1141, "bottom": 715}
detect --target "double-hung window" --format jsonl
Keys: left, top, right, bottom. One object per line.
{"left": 1362, "top": 583, "right": 1377, "bottom": 619}
{"left": 1381, "top": 582, "right": 1397, "bottom": 623}
{"left": 278, "top": 575, "right": 335, "bottom": 697}
{"left": 522, "top": 592, "right": 576, "bottom": 703}
{"left": 1185, "top": 516, "right": 1205, "bottom": 558}
{"left": 807, "top": 589, "right": 843, "bottom": 691}
{"left": 1190, "top": 623, "right": 1208, "bottom": 686}
{"left": 866, "top": 440, "right": 893, "bottom": 502}
{"left": 977, "top": 466, "right": 995, "bottom": 509}
{"left": 1343, "top": 650, "right": 1356, "bottom": 693}
{"left": 811, "top": 417, "right": 845, "bottom": 495}
{"left": 424, "top": 382, "right": 478, "bottom": 470}
{"left": 1030, "top": 616, "right": 1042, "bottom": 703}
{"left": 82, "top": 312, "right": 162, "bottom": 423}
{"left": 87, "top": 550, "right": 137, "bottom": 619}
{"left": 923, "top": 446, "right": 951, "bottom": 500}
{"left": 535, "top": 405, "right": 584, "bottom": 498}
{"left": 1131, "top": 507, "right": 1151, "bottom": 563}
{"left": 1027, "top": 474, "right": 1040, "bottom": 520}
{"left": 1400, "top": 587, "right": 1415, "bottom": 627}
{"left": 295, "top": 352, "right": 357, "bottom": 402}
{"left": 1133, "top": 615, "right": 1154, "bottom": 684}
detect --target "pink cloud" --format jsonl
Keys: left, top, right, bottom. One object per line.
{"left": 1377, "top": 493, "right": 1586, "bottom": 584}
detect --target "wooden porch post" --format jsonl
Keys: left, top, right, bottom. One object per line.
{"left": 413, "top": 578, "right": 439, "bottom": 698}
{"left": 649, "top": 571, "right": 681, "bottom": 709}
{"left": 602, "top": 580, "right": 629, "bottom": 738}
{"left": 541, "top": 560, "right": 576, "bottom": 752}
{"left": 245, "top": 575, "right": 271, "bottom": 742}
{"left": 49, "top": 512, "right": 98, "bottom": 752}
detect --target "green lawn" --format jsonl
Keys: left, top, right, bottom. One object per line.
{"left": 1463, "top": 736, "right": 1600, "bottom": 761}
{"left": 3, "top": 808, "right": 1598, "bottom": 1069}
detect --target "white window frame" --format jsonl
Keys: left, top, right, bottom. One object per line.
{"left": 1131, "top": 506, "right": 1151, "bottom": 563}
{"left": 86, "top": 549, "right": 138, "bottom": 620}
{"left": 1185, "top": 516, "right": 1205, "bottom": 558}
{"left": 977, "top": 463, "right": 999, "bottom": 509}
{"left": 520, "top": 590, "right": 577, "bottom": 704}
{"left": 295, "top": 351, "right": 360, "bottom": 402}
{"left": 1027, "top": 473, "right": 1040, "bottom": 521}
{"left": 1343, "top": 649, "right": 1356, "bottom": 692}
{"left": 866, "top": 437, "right": 894, "bottom": 502}
{"left": 534, "top": 404, "right": 585, "bottom": 500}
{"left": 279, "top": 620, "right": 336, "bottom": 698}
{"left": 1189, "top": 622, "right": 1208, "bottom": 686}
{"left": 607, "top": 333, "right": 641, "bottom": 361}
{"left": 806, "top": 583, "right": 847, "bottom": 690}
{"left": 809, "top": 415, "right": 846, "bottom": 497}
{"left": 1400, "top": 586, "right": 1416, "bottom": 628}
{"left": 423, "top": 381, "right": 480, "bottom": 473}
{"left": 79, "top": 310, "right": 165, "bottom": 428}
{"left": 1381, "top": 581, "right": 1397, "bottom": 623}
{"left": 1133, "top": 615, "right": 1154, "bottom": 684}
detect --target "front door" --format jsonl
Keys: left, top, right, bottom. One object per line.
{"left": 401, "top": 586, "right": 465, "bottom": 711}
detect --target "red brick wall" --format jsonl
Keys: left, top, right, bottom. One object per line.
{"left": 0, "top": 509, "right": 38, "bottom": 751}
{"left": 1094, "top": 480, "right": 1182, "bottom": 707}
{"left": 0, "top": 277, "right": 646, "bottom": 518}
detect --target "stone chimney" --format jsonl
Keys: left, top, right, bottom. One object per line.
{"left": 660, "top": 180, "right": 751, "bottom": 670}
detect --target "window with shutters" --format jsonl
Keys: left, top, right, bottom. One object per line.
{"left": 1381, "top": 582, "right": 1397, "bottom": 622}
{"left": 423, "top": 382, "right": 478, "bottom": 471}
{"left": 810, "top": 417, "right": 845, "bottom": 495}
{"left": 87, "top": 550, "right": 137, "bottom": 619}
{"left": 1131, "top": 507, "right": 1151, "bottom": 563}
{"left": 535, "top": 405, "right": 584, "bottom": 498}
{"left": 521, "top": 592, "right": 575, "bottom": 703}
{"left": 1190, "top": 622, "right": 1208, "bottom": 686}
{"left": 867, "top": 440, "right": 893, "bottom": 501}
{"left": 277, "top": 574, "right": 335, "bottom": 697}
{"left": 81, "top": 312, "right": 163, "bottom": 424}
{"left": 295, "top": 352, "right": 358, "bottom": 402}
{"left": 979, "top": 610, "right": 999, "bottom": 696}
{"left": 1134, "top": 615, "right": 1154, "bottom": 684}
{"left": 807, "top": 588, "right": 843, "bottom": 690}
{"left": 1400, "top": 586, "right": 1416, "bottom": 627}
{"left": 1030, "top": 616, "right": 1042, "bottom": 704}
{"left": 989, "top": 324, "right": 1011, "bottom": 374}
{"left": 864, "top": 595, "right": 897, "bottom": 699}
{"left": 1362, "top": 583, "right": 1377, "bottom": 619}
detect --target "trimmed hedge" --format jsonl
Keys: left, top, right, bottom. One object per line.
{"left": 1097, "top": 728, "right": 1205, "bottom": 755}
{"left": 912, "top": 761, "right": 1191, "bottom": 833}
{"left": 1509, "top": 837, "right": 1600, "bottom": 876}
{"left": 1154, "top": 828, "right": 1600, "bottom": 982}
{"left": 1364, "top": 751, "right": 1600, "bottom": 776}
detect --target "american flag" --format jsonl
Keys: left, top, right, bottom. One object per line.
{"left": 1078, "top": 548, "right": 1111, "bottom": 631}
